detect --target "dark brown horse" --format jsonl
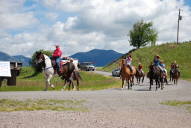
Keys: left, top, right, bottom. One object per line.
{"left": 120, "top": 59, "right": 136, "bottom": 89}
{"left": 135, "top": 69, "right": 145, "bottom": 85}
{"left": 170, "top": 68, "right": 180, "bottom": 85}
{"left": 35, "top": 52, "right": 81, "bottom": 91}
{"left": 147, "top": 65, "right": 164, "bottom": 91}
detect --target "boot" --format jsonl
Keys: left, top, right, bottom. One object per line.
{"left": 129, "top": 66, "right": 133, "bottom": 73}
{"left": 54, "top": 69, "right": 57, "bottom": 75}
{"left": 57, "top": 68, "right": 62, "bottom": 76}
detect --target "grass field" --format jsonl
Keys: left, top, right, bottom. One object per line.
{"left": 103, "top": 42, "right": 191, "bottom": 80}
{"left": 161, "top": 100, "right": 191, "bottom": 113}
{"left": 0, "top": 99, "right": 87, "bottom": 112}
{"left": 0, "top": 67, "right": 120, "bottom": 91}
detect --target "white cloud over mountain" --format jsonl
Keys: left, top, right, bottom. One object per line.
{"left": 0, "top": 0, "right": 190, "bottom": 57}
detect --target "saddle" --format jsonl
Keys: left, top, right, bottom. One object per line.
{"left": 153, "top": 66, "right": 161, "bottom": 72}
{"left": 127, "top": 65, "right": 133, "bottom": 72}
{"left": 51, "top": 58, "right": 70, "bottom": 75}
{"left": 137, "top": 69, "right": 143, "bottom": 75}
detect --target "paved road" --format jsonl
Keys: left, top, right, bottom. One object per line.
{"left": 0, "top": 71, "right": 191, "bottom": 128}
{"left": 93, "top": 70, "right": 112, "bottom": 76}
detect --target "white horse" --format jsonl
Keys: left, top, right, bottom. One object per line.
{"left": 35, "top": 52, "right": 80, "bottom": 91}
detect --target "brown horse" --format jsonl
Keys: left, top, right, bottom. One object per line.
{"left": 120, "top": 59, "right": 136, "bottom": 89}
{"left": 135, "top": 69, "right": 145, "bottom": 85}
{"left": 170, "top": 68, "right": 180, "bottom": 85}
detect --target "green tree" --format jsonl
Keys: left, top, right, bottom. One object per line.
{"left": 129, "top": 20, "right": 157, "bottom": 48}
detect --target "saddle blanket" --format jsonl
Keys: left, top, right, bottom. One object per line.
{"left": 60, "top": 60, "right": 70, "bottom": 65}
{"left": 0, "top": 61, "right": 11, "bottom": 77}
{"left": 60, "top": 59, "right": 79, "bottom": 71}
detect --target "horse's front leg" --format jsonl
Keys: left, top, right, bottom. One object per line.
{"left": 48, "top": 74, "right": 54, "bottom": 89}
{"left": 130, "top": 76, "right": 134, "bottom": 88}
{"left": 156, "top": 79, "right": 160, "bottom": 91}
{"left": 136, "top": 76, "right": 138, "bottom": 84}
{"left": 142, "top": 75, "right": 145, "bottom": 83}
{"left": 121, "top": 78, "right": 124, "bottom": 89}
{"left": 127, "top": 78, "right": 130, "bottom": 89}
{"left": 149, "top": 78, "right": 152, "bottom": 91}
{"left": 44, "top": 75, "right": 49, "bottom": 91}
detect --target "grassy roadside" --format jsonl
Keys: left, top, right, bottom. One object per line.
{"left": 161, "top": 100, "right": 191, "bottom": 113}
{"left": 0, "top": 67, "right": 120, "bottom": 91}
{"left": 0, "top": 99, "right": 87, "bottom": 112}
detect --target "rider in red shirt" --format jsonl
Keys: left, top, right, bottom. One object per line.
{"left": 52, "top": 45, "right": 62, "bottom": 72}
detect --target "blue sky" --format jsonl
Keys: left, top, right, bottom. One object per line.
{"left": 0, "top": 0, "right": 191, "bottom": 57}
{"left": 185, "top": 0, "right": 191, "bottom": 5}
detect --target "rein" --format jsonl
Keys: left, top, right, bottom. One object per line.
{"left": 45, "top": 66, "right": 53, "bottom": 70}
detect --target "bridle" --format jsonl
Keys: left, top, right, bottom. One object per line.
{"left": 36, "top": 53, "right": 44, "bottom": 64}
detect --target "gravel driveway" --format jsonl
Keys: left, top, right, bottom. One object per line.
{"left": 0, "top": 71, "right": 191, "bottom": 128}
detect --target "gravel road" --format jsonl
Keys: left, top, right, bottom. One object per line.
{"left": 0, "top": 71, "right": 191, "bottom": 128}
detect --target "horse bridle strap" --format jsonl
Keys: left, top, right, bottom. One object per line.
{"left": 44, "top": 67, "right": 53, "bottom": 70}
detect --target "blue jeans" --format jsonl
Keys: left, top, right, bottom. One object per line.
{"left": 56, "top": 57, "right": 61, "bottom": 69}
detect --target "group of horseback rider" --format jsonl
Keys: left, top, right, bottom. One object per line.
{"left": 125, "top": 54, "right": 179, "bottom": 76}
{"left": 52, "top": 44, "right": 179, "bottom": 77}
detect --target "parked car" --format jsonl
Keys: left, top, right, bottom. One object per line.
{"left": 112, "top": 68, "right": 121, "bottom": 77}
{"left": 79, "top": 62, "right": 96, "bottom": 71}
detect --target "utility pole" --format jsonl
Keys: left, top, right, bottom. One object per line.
{"left": 177, "top": 8, "right": 182, "bottom": 44}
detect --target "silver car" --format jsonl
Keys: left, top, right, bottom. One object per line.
{"left": 79, "top": 62, "right": 96, "bottom": 71}
{"left": 112, "top": 68, "right": 121, "bottom": 77}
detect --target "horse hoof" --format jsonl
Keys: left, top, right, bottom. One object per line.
{"left": 50, "top": 84, "right": 55, "bottom": 89}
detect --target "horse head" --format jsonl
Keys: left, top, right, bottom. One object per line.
{"left": 121, "top": 59, "right": 126, "bottom": 67}
{"left": 35, "top": 51, "right": 46, "bottom": 70}
{"left": 149, "top": 64, "right": 154, "bottom": 72}
{"left": 35, "top": 52, "right": 44, "bottom": 64}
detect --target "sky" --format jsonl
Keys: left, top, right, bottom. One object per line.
{"left": 0, "top": 0, "right": 191, "bottom": 57}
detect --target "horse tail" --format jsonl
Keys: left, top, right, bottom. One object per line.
{"left": 68, "top": 62, "right": 75, "bottom": 72}
{"left": 73, "top": 71, "right": 82, "bottom": 81}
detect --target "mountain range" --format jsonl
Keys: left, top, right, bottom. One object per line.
{"left": 0, "top": 49, "right": 123, "bottom": 67}
{"left": 0, "top": 52, "right": 31, "bottom": 66}
{"left": 70, "top": 49, "right": 123, "bottom": 66}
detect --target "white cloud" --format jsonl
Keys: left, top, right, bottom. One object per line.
{"left": 0, "top": 0, "right": 38, "bottom": 30}
{"left": 0, "top": 0, "right": 24, "bottom": 13}
{"left": 45, "top": 12, "right": 58, "bottom": 21}
{"left": 42, "top": 0, "right": 191, "bottom": 42}
{"left": 0, "top": 12, "right": 38, "bottom": 30}
{"left": 42, "top": 0, "right": 91, "bottom": 12}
